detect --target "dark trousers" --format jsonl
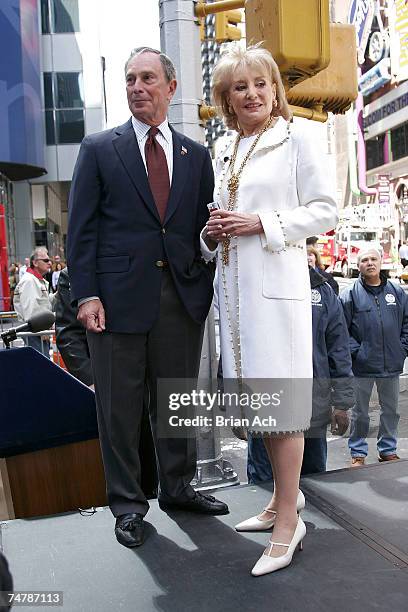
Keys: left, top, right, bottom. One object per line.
{"left": 27, "top": 335, "right": 50, "bottom": 358}
{"left": 88, "top": 272, "right": 204, "bottom": 517}
{"left": 247, "top": 428, "right": 328, "bottom": 484}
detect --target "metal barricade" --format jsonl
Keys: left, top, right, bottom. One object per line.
{"left": 0, "top": 311, "right": 18, "bottom": 334}
{"left": 7, "top": 330, "right": 53, "bottom": 354}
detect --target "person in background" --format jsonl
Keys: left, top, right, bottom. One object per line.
{"left": 18, "top": 257, "right": 30, "bottom": 282}
{"left": 52, "top": 262, "right": 63, "bottom": 292}
{"left": 13, "top": 247, "right": 55, "bottom": 356}
{"left": 306, "top": 236, "right": 318, "bottom": 248}
{"left": 307, "top": 245, "right": 339, "bottom": 295}
{"left": 8, "top": 264, "right": 18, "bottom": 308}
{"left": 341, "top": 248, "right": 408, "bottom": 466}
{"left": 55, "top": 268, "right": 158, "bottom": 499}
{"left": 398, "top": 239, "right": 408, "bottom": 268}
{"left": 245, "top": 265, "right": 353, "bottom": 483}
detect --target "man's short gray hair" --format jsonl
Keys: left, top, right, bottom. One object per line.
{"left": 30, "top": 246, "right": 48, "bottom": 267}
{"left": 357, "top": 248, "right": 382, "bottom": 266}
{"left": 124, "top": 47, "right": 176, "bottom": 82}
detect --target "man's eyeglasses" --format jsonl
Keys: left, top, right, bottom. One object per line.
{"left": 35, "top": 258, "right": 51, "bottom": 263}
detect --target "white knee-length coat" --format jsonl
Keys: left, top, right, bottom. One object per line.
{"left": 201, "top": 118, "right": 338, "bottom": 432}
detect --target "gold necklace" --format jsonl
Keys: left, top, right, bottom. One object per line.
{"left": 222, "top": 115, "right": 275, "bottom": 266}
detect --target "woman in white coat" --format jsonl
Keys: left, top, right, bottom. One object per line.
{"left": 202, "top": 45, "right": 338, "bottom": 576}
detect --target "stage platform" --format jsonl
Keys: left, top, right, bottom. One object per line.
{"left": 1, "top": 460, "right": 408, "bottom": 612}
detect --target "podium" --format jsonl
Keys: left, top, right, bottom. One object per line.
{"left": 0, "top": 347, "right": 107, "bottom": 518}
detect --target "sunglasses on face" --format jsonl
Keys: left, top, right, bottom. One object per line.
{"left": 35, "top": 258, "right": 51, "bottom": 263}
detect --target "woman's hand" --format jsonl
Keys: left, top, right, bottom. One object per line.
{"left": 206, "top": 209, "right": 263, "bottom": 241}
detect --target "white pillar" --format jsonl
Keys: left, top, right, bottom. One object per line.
{"left": 159, "top": 0, "right": 205, "bottom": 143}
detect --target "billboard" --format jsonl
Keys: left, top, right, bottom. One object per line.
{"left": 0, "top": 0, "right": 45, "bottom": 180}
{"left": 389, "top": 0, "right": 408, "bottom": 82}
{"left": 348, "top": 0, "right": 375, "bottom": 64}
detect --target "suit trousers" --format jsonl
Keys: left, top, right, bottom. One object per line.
{"left": 87, "top": 271, "right": 204, "bottom": 517}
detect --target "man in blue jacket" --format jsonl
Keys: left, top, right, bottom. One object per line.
{"left": 247, "top": 267, "right": 354, "bottom": 482}
{"left": 341, "top": 248, "right": 408, "bottom": 466}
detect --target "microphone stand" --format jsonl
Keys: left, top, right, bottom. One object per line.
{"left": 1, "top": 328, "right": 18, "bottom": 350}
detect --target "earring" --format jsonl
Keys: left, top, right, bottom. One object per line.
{"left": 228, "top": 105, "right": 234, "bottom": 114}
{"left": 273, "top": 99, "right": 278, "bottom": 108}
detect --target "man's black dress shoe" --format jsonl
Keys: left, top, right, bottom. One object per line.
{"left": 159, "top": 491, "right": 229, "bottom": 515}
{"left": 115, "top": 513, "right": 145, "bottom": 548}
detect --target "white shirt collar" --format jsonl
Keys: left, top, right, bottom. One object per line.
{"left": 131, "top": 116, "right": 171, "bottom": 143}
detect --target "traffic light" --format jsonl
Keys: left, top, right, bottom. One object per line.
{"left": 287, "top": 24, "right": 358, "bottom": 114}
{"left": 245, "top": 0, "right": 330, "bottom": 88}
{"left": 215, "top": 10, "right": 242, "bottom": 42}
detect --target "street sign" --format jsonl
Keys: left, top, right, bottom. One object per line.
{"left": 358, "top": 58, "right": 391, "bottom": 96}
{"left": 377, "top": 173, "right": 391, "bottom": 206}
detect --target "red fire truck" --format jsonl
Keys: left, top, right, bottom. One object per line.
{"left": 315, "top": 224, "right": 396, "bottom": 278}
{"left": 315, "top": 230, "right": 336, "bottom": 271}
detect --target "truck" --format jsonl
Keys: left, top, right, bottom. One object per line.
{"left": 332, "top": 224, "right": 396, "bottom": 277}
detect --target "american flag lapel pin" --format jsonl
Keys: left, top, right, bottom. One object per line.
{"left": 181, "top": 146, "right": 188, "bottom": 156}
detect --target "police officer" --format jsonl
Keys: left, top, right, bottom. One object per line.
{"left": 341, "top": 248, "right": 408, "bottom": 466}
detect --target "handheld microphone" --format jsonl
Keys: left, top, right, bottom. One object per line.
{"left": 1, "top": 311, "right": 55, "bottom": 349}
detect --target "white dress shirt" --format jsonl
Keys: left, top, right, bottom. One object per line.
{"left": 131, "top": 116, "right": 173, "bottom": 184}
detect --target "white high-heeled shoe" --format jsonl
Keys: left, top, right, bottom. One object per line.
{"left": 251, "top": 516, "right": 306, "bottom": 577}
{"left": 234, "top": 489, "right": 305, "bottom": 532}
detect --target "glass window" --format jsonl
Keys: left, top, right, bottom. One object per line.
{"left": 52, "top": 0, "right": 80, "bottom": 33}
{"left": 55, "top": 109, "right": 84, "bottom": 144}
{"left": 45, "top": 110, "right": 56, "bottom": 145}
{"left": 43, "top": 73, "right": 54, "bottom": 109}
{"left": 55, "top": 73, "right": 83, "bottom": 109}
{"left": 41, "top": 0, "right": 51, "bottom": 34}
{"left": 366, "top": 134, "right": 385, "bottom": 170}
{"left": 350, "top": 231, "right": 377, "bottom": 241}
{"left": 391, "top": 123, "right": 408, "bottom": 161}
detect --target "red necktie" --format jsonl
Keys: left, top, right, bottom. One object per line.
{"left": 145, "top": 127, "right": 170, "bottom": 223}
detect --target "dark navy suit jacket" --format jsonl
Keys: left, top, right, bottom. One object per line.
{"left": 67, "top": 119, "right": 215, "bottom": 333}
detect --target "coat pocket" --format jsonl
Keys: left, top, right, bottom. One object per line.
{"left": 262, "top": 248, "right": 308, "bottom": 300}
{"left": 96, "top": 255, "right": 130, "bottom": 274}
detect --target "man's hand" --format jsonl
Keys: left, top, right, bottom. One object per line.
{"left": 77, "top": 299, "right": 105, "bottom": 333}
{"left": 331, "top": 409, "right": 349, "bottom": 436}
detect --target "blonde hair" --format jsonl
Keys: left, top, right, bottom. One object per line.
{"left": 212, "top": 44, "right": 291, "bottom": 131}
{"left": 307, "top": 246, "right": 323, "bottom": 270}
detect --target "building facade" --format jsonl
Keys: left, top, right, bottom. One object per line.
{"left": 0, "top": 0, "right": 105, "bottom": 308}
{"left": 33, "top": 0, "right": 105, "bottom": 257}
{"left": 335, "top": 0, "right": 408, "bottom": 250}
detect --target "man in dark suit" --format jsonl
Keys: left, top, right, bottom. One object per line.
{"left": 55, "top": 268, "right": 158, "bottom": 499}
{"left": 67, "top": 47, "right": 228, "bottom": 548}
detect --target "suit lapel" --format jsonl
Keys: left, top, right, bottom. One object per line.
{"left": 112, "top": 119, "right": 160, "bottom": 222}
{"left": 165, "top": 128, "right": 189, "bottom": 224}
